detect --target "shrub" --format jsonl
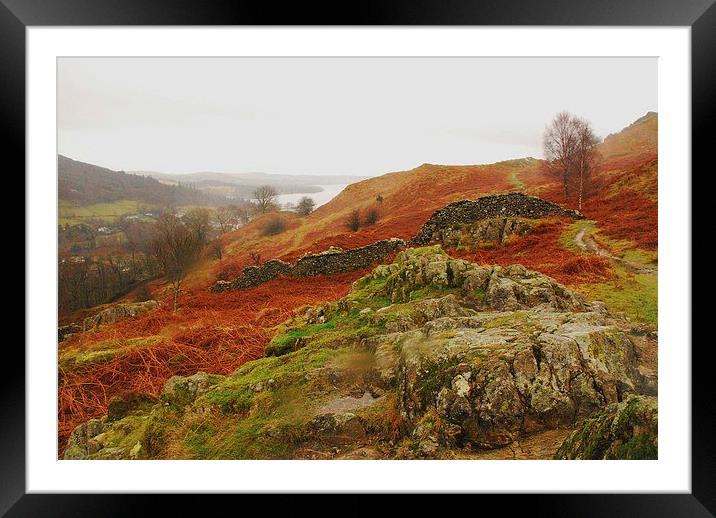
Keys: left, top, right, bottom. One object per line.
{"left": 364, "top": 206, "right": 380, "bottom": 226}
{"left": 296, "top": 196, "right": 316, "bottom": 216}
{"left": 345, "top": 209, "right": 361, "bottom": 232}
{"left": 262, "top": 216, "right": 287, "bottom": 236}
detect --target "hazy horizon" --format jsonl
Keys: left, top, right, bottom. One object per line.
{"left": 58, "top": 57, "right": 657, "bottom": 177}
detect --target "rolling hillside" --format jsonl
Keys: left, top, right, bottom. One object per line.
{"left": 211, "top": 111, "right": 656, "bottom": 279}
{"left": 59, "top": 154, "right": 227, "bottom": 208}
{"left": 57, "top": 113, "right": 658, "bottom": 455}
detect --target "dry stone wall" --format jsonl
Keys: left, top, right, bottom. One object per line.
{"left": 212, "top": 193, "right": 581, "bottom": 293}
{"left": 411, "top": 192, "right": 583, "bottom": 245}
{"left": 211, "top": 239, "right": 406, "bottom": 292}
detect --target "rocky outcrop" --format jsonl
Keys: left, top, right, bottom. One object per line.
{"left": 436, "top": 217, "right": 535, "bottom": 250}
{"left": 66, "top": 246, "right": 654, "bottom": 460}
{"left": 211, "top": 239, "right": 406, "bottom": 292}
{"left": 412, "top": 193, "right": 583, "bottom": 245}
{"left": 555, "top": 395, "right": 657, "bottom": 459}
{"left": 395, "top": 309, "right": 643, "bottom": 450}
{"left": 81, "top": 300, "right": 162, "bottom": 331}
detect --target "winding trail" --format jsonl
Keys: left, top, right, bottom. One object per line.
{"left": 574, "top": 228, "right": 657, "bottom": 274}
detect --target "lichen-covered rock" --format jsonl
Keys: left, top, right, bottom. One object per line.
{"left": 434, "top": 217, "right": 535, "bottom": 250}
{"left": 82, "top": 300, "right": 162, "bottom": 331}
{"left": 396, "top": 309, "right": 644, "bottom": 449}
{"left": 63, "top": 418, "right": 106, "bottom": 459}
{"left": 555, "top": 395, "right": 657, "bottom": 459}
{"left": 380, "top": 246, "right": 588, "bottom": 312}
{"left": 307, "top": 412, "right": 367, "bottom": 448}
{"left": 161, "top": 372, "right": 224, "bottom": 407}
{"left": 63, "top": 415, "right": 149, "bottom": 460}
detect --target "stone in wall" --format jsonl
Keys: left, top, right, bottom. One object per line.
{"left": 412, "top": 192, "right": 582, "bottom": 246}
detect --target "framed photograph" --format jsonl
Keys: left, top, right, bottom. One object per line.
{"left": 6, "top": 0, "right": 707, "bottom": 512}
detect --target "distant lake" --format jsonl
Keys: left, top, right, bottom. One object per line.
{"left": 276, "top": 184, "right": 348, "bottom": 209}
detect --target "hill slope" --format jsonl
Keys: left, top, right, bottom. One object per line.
{"left": 57, "top": 113, "right": 658, "bottom": 455}
{"left": 59, "top": 155, "right": 226, "bottom": 207}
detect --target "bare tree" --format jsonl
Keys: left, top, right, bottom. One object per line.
{"left": 543, "top": 112, "right": 601, "bottom": 209}
{"left": 150, "top": 212, "right": 208, "bottom": 312}
{"left": 253, "top": 185, "right": 278, "bottom": 214}
{"left": 235, "top": 203, "right": 252, "bottom": 225}
{"left": 215, "top": 206, "right": 237, "bottom": 234}
{"left": 296, "top": 196, "right": 316, "bottom": 216}
{"left": 572, "top": 117, "right": 601, "bottom": 211}
{"left": 182, "top": 207, "right": 212, "bottom": 243}
{"left": 543, "top": 112, "right": 578, "bottom": 202}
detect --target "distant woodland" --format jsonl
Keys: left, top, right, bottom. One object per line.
{"left": 58, "top": 155, "right": 227, "bottom": 207}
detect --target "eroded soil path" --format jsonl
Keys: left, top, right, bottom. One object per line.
{"left": 574, "top": 228, "right": 657, "bottom": 274}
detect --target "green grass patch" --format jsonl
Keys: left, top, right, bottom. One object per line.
{"left": 400, "top": 245, "right": 447, "bottom": 258}
{"left": 509, "top": 170, "right": 526, "bottom": 190}
{"left": 347, "top": 275, "right": 392, "bottom": 310}
{"left": 182, "top": 345, "right": 343, "bottom": 458}
{"left": 265, "top": 318, "right": 339, "bottom": 356}
{"left": 59, "top": 199, "right": 143, "bottom": 225}
{"left": 580, "top": 271, "right": 657, "bottom": 325}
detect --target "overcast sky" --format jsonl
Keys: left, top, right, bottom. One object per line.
{"left": 58, "top": 57, "right": 656, "bottom": 176}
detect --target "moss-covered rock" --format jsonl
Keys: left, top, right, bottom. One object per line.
{"left": 161, "top": 372, "right": 225, "bottom": 408}
{"left": 554, "top": 395, "right": 657, "bottom": 459}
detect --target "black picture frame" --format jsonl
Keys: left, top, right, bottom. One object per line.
{"left": 3, "top": 0, "right": 706, "bottom": 514}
